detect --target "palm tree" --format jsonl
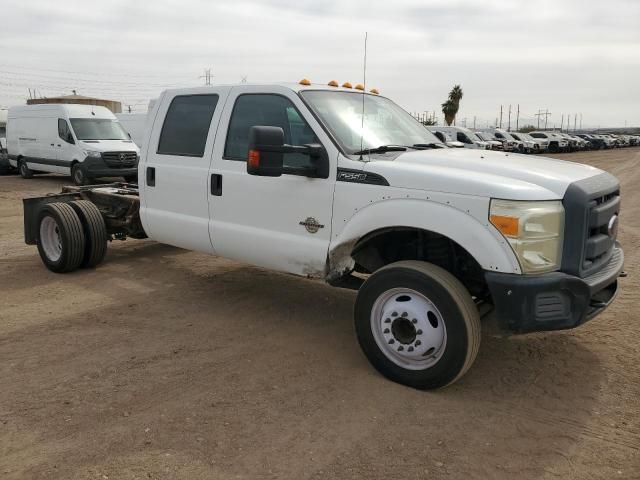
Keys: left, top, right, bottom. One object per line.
{"left": 441, "top": 85, "right": 464, "bottom": 125}
{"left": 441, "top": 100, "right": 457, "bottom": 126}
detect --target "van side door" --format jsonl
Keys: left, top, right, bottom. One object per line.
{"left": 207, "top": 86, "right": 336, "bottom": 277}
{"left": 139, "top": 87, "right": 230, "bottom": 253}
{"left": 56, "top": 118, "right": 76, "bottom": 174}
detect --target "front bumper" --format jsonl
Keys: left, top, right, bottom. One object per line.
{"left": 81, "top": 156, "right": 138, "bottom": 178}
{"left": 485, "top": 245, "right": 623, "bottom": 333}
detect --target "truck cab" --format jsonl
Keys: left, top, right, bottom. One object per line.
{"left": 23, "top": 81, "right": 624, "bottom": 390}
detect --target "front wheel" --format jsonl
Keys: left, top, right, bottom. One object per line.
{"left": 355, "top": 261, "right": 481, "bottom": 389}
{"left": 71, "top": 163, "right": 90, "bottom": 186}
{"left": 19, "top": 159, "right": 34, "bottom": 178}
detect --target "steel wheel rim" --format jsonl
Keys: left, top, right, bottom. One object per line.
{"left": 370, "top": 288, "right": 447, "bottom": 370}
{"left": 74, "top": 168, "right": 83, "bottom": 184}
{"left": 40, "top": 216, "right": 63, "bottom": 262}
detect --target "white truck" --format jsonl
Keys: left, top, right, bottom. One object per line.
{"left": 7, "top": 104, "right": 140, "bottom": 185}
{"left": 21, "top": 82, "right": 624, "bottom": 390}
{"left": 435, "top": 126, "right": 490, "bottom": 150}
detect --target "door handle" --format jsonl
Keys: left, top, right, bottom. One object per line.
{"left": 211, "top": 174, "right": 222, "bottom": 196}
{"left": 146, "top": 166, "right": 156, "bottom": 187}
{"left": 50, "top": 143, "right": 54, "bottom": 146}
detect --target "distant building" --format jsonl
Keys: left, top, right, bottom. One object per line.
{"left": 27, "top": 94, "right": 122, "bottom": 113}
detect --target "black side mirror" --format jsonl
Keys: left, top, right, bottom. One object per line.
{"left": 247, "top": 126, "right": 284, "bottom": 177}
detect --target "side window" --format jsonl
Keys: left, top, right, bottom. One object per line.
{"left": 495, "top": 132, "right": 504, "bottom": 139}
{"left": 456, "top": 132, "right": 469, "bottom": 143}
{"left": 157, "top": 94, "right": 219, "bottom": 157}
{"left": 224, "top": 94, "right": 319, "bottom": 168}
{"left": 58, "top": 119, "right": 73, "bottom": 143}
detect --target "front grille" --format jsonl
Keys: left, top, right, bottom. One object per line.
{"left": 101, "top": 151, "right": 138, "bottom": 168}
{"left": 562, "top": 172, "right": 620, "bottom": 277}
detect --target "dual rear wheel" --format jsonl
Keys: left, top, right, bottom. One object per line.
{"left": 36, "top": 201, "right": 108, "bottom": 273}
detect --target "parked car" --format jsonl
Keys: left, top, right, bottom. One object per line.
{"left": 435, "top": 126, "right": 490, "bottom": 149}
{"left": 530, "top": 131, "right": 569, "bottom": 153}
{"left": 576, "top": 134, "right": 605, "bottom": 149}
{"left": 0, "top": 137, "right": 10, "bottom": 175}
{"left": 430, "top": 129, "right": 465, "bottom": 148}
{"left": 21, "top": 81, "right": 625, "bottom": 390}
{"left": 474, "top": 131, "right": 504, "bottom": 150}
{"left": 7, "top": 104, "right": 140, "bottom": 185}
{"left": 510, "top": 132, "right": 546, "bottom": 154}
{"left": 479, "top": 129, "right": 520, "bottom": 152}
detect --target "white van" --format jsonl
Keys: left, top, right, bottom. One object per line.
{"left": 436, "top": 126, "right": 490, "bottom": 149}
{"left": 7, "top": 104, "right": 140, "bottom": 185}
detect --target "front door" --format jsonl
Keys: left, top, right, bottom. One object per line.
{"left": 139, "top": 87, "right": 230, "bottom": 254}
{"left": 208, "top": 86, "right": 336, "bottom": 277}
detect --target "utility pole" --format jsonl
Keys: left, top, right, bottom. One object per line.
{"left": 473, "top": 116, "right": 476, "bottom": 129}
{"left": 499, "top": 105, "right": 503, "bottom": 129}
{"left": 536, "top": 109, "right": 552, "bottom": 130}
{"left": 561, "top": 114, "right": 564, "bottom": 132}
{"left": 516, "top": 104, "right": 520, "bottom": 131}
{"left": 574, "top": 114, "right": 577, "bottom": 132}
{"left": 580, "top": 113, "right": 583, "bottom": 130}
{"left": 507, "top": 104, "right": 512, "bottom": 131}
{"left": 200, "top": 68, "right": 212, "bottom": 85}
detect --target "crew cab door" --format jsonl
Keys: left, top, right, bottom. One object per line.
{"left": 139, "top": 87, "right": 230, "bottom": 253}
{"left": 208, "top": 86, "right": 336, "bottom": 277}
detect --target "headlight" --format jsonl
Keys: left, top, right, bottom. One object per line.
{"left": 490, "top": 199, "right": 564, "bottom": 273}
{"left": 83, "top": 150, "right": 102, "bottom": 158}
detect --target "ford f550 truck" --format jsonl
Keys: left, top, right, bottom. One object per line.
{"left": 22, "top": 81, "right": 624, "bottom": 389}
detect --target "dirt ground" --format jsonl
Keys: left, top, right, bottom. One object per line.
{"left": 1, "top": 148, "right": 639, "bottom": 480}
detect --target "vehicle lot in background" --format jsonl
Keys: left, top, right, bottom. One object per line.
{"left": 1, "top": 148, "right": 638, "bottom": 479}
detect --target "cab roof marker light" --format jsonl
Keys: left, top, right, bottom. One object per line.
{"left": 342, "top": 82, "right": 352, "bottom": 88}
{"left": 354, "top": 83, "right": 365, "bottom": 91}
{"left": 299, "top": 78, "right": 311, "bottom": 86}
{"left": 370, "top": 88, "right": 379, "bottom": 94}
{"left": 328, "top": 80, "right": 339, "bottom": 87}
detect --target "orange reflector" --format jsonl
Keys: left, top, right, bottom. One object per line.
{"left": 248, "top": 149, "right": 260, "bottom": 168}
{"left": 370, "top": 88, "right": 379, "bottom": 95}
{"left": 354, "top": 83, "right": 365, "bottom": 91}
{"left": 299, "top": 78, "right": 311, "bottom": 86}
{"left": 490, "top": 214, "right": 519, "bottom": 237}
{"left": 328, "top": 80, "right": 339, "bottom": 87}
{"left": 342, "top": 82, "right": 352, "bottom": 88}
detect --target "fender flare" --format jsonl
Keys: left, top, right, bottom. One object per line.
{"left": 328, "top": 198, "right": 521, "bottom": 276}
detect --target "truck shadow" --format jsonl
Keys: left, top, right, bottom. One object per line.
{"left": 1, "top": 245, "right": 613, "bottom": 479}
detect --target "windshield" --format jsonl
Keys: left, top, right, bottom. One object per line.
{"left": 70, "top": 118, "right": 129, "bottom": 140}
{"left": 476, "top": 132, "right": 494, "bottom": 141}
{"left": 300, "top": 90, "right": 443, "bottom": 155}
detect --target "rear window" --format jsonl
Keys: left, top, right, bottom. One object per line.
{"left": 157, "top": 94, "right": 219, "bottom": 157}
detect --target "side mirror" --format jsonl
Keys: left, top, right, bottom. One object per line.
{"left": 247, "top": 126, "right": 284, "bottom": 177}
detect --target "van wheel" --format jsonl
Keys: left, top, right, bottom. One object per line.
{"left": 19, "top": 159, "right": 34, "bottom": 178}
{"left": 355, "top": 261, "right": 481, "bottom": 389}
{"left": 72, "top": 164, "right": 89, "bottom": 186}
{"left": 69, "top": 200, "right": 108, "bottom": 268}
{"left": 36, "top": 203, "right": 86, "bottom": 273}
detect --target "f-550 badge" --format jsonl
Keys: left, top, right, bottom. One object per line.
{"left": 299, "top": 217, "right": 324, "bottom": 234}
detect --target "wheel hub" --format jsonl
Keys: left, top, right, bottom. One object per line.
{"left": 372, "top": 288, "right": 447, "bottom": 370}
{"left": 39, "top": 216, "right": 63, "bottom": 262}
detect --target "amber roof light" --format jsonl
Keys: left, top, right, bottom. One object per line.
{"left": 328, "top": 80, "right": 339, "bottom": 87}
{"left": 341, "top": 82, "right": 352, "bottom": 88}
{"left": 299, "top": 78, "right": 311, "bottom": 86}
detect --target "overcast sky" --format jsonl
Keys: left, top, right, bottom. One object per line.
{"left": 1, "top": 0, "right": 638, "bottom": 128}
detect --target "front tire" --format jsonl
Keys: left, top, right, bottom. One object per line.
{"left": 71, "top": 163, "right": 90, "bottom": 186}
{"left": 355, "top": 261, "right": 481, "bottom": 389}
{"left": 19, "top": 159, "right": 33, "bottom": 178}
{"left": 36, "top": 203, "right": 86, "bottom": 273}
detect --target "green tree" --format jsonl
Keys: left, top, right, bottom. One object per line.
{"left": 518, "top": 125, "right": 536, "bottom": 133}
{"left": 441, "top": 85, "right": 463, "bottom": 125}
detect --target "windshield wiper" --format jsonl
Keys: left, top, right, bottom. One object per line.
{"left": 412, "top": 143, "right": 446, "bottom": 149}
{"left": 354, "top": 145, "right": 408, "bottom": 155}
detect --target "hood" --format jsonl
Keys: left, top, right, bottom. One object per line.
{"left": 363, "top": 148, "right": 604, "bottom": 200}
{"left": 80, "top": 139, "right": 140, "bottom": 153}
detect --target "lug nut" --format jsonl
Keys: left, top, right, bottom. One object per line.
{"left": 383, "top": 328, "right": 390, "bottom": 334}
{"left": 415, "top": 340, "right": 421, "bottom": 346}
{"left": 388, "top": 339, "right": 395, "bottom": 344}
{"left": 412, "top": 318, "right": 417, "bottom": 324}
{"left": 408, "top": 346, "right": 414, "bottom": 352}
{"left": 398, "top": 346, "right": 404, "bottom": 351}
{"left": 384, "top": 318, "right": 391, "bottom": 323}
{"left": 401, "top": 312, "right": 408, "bottom": 317}
{"left": 391, "top": 312, "right": 398, "bottom": 317}
{"left": 416, "top": 329, "right": 423, "bottom": 335}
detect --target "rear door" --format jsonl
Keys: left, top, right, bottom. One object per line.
{"left": 140, "top": 87, "right": 230, "bottom": 253}
{"left": 207, "top": 86, "right": 337, "bottom": 277}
